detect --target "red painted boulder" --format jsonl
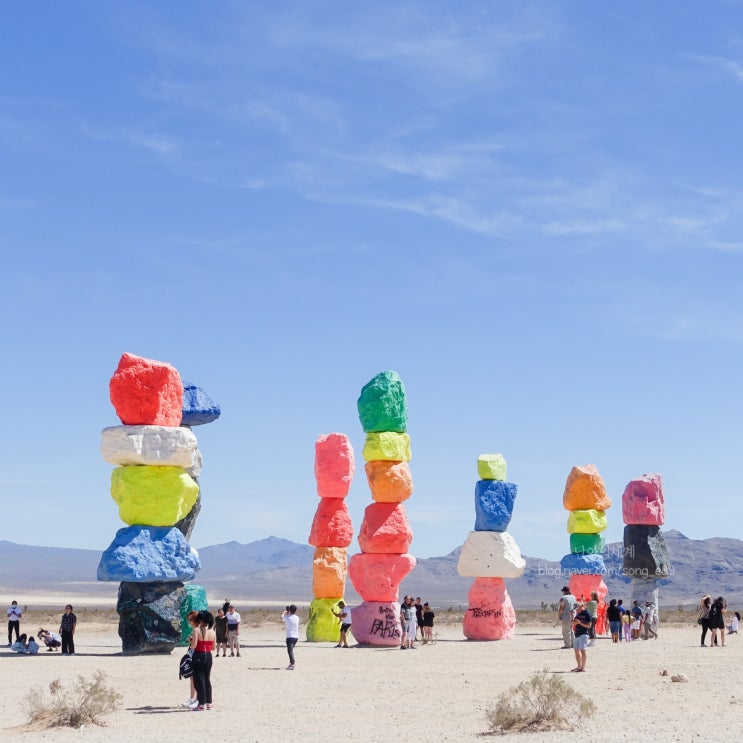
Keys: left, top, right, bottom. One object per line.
{"left": 569, "top": 574, "right": 609, "bottom": 634}
{"left": 622, "top": 473, "right": 665, "bottom": 525}
{"left": 357, "top": 503, "right": 412, "bottom": 554}
{"left": 109, "top": 353, "right": 184, "bottom": 427}
{"left": 348, "top": 552, "right": 416, "bottom": 602}
{"left": 462, "top": 577, "right": 516, "bottom": 640}
{"left": 308, "top": 499, "right": 354, "bottom": 547}
{"left": 350, "top": 601, "right": 402, "bottom": 646}
{"left": 364, "top": 460, "right": 413, "bottom": 503}
{"left": 314, "top": 433, "right": 355, "bottom": 499}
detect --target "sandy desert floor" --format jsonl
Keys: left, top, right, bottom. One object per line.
{"left": 0, "top": 613, "right": 740, "bottom": 742}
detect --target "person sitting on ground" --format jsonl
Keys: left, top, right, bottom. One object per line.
{"left": 728, "top": 611, "right": 740, "bottom": 635}
{"left": 26, "top": 636, "right": 40, "bottom": 654}
{"left": 11, "top": 633, "right": 28, "bottom": 653}
{"left": 38, "top": 628, "right": 62, "bottom": 651}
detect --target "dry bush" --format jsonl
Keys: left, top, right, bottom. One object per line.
{"left": 486, "top": 670, "right": 596, "bottom": 734}
{"left": 24, "top": 671, "right": 122, "bottom": 728}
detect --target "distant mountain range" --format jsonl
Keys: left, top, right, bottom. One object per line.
{"left": 1, "top": 530, "right": 741, "bottom": 609}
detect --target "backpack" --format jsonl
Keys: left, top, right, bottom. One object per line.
{"left": 179, "top": 652, "right": 194, "bottom": 680}
{"left": 708, "top": 603, "right": 721, "bottom": 623}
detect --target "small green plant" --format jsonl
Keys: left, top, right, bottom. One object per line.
{"left": 486, "top": 669, "right": 596, "bottom": 734}
{"left": 24, "top": 671, "right": 122, "bottom": 728}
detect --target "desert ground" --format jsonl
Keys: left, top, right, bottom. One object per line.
{"left": 0, "top": 601, "right": 741, "bottom": 742}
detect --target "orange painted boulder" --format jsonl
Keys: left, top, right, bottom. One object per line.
{"left": 562, "top": 464, "right": 612, "bottom": 511}
{"left": 109, "top": 353, "right": 184, "bottom": 427}
{"left": 348, "top": 552, "right": 416, "bottom": 602}
{"left": 365, "top": 460, "right": 413, "bottom": 503}
{"left": 312, "top": 547, "right": 348, "bottom": 598}
{"left": 314, "top": 433, "right": 355, "bottom": 499}
{"left": 308, "top": 498, "right": 353, "bottom": 547}
{"left": 357, "top": 503, "right": 412, "bottom": 554}
{"left": 462, "top": 578, "right": 516, "bottom": 640}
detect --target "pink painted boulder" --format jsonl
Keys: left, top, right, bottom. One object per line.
{"left": 462, "top": 578, "right": 516, "bottom": 640}
{"left": 357, "top": 503, "right": 413, "bottom": 554}
{"left": 350, "top": 601, "right": 402, "bottom": 646}
{"left": 109, "top": 353, "right": 184, "bottom": 427}
{"left": 314, "top": 433, "right": 355, "bottom": 498}
{"left": 622, "top": 473, "right": 665, "bottom": 525}
{"left": 308, "top": 499, "right": 354, "bottom": 547}
{"left": 348, "top": 552, "right": 416, "bottom": 602}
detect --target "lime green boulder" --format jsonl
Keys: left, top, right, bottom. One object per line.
{"left": 362, "top": 432, "right": 411, "bottom": 462}
{"left": 567, "top": 509, "right": 607, "bottom": 534}
{"left": 179, "top": 584, "right": 208, "bottom": 645}
{"left": 306, "top": 598, "right": 342, "bottom": 642}
{"left": 477, "top": 454, "right": 507, "bottom": 481}
{"left": 357, "top": 371, "right": 407, "bottom": 433}
{"left": 111, "top": 465, "right": 199, "bottom": 526}
{"left": 569, "top": 533, "right": 605, "bottom": 554}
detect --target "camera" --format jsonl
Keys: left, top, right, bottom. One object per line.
{"left": 285, "top": 606, "right": 290, "bottom": 612}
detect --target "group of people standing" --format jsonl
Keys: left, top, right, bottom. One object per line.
{"left": 400, "top": 595, "right": 435, "bottom": 649}
{"left": 6, "top": 600, "right": 77, "bottom": 655}
{"left": 697, "top": 594, "right": 739, "bottom": 647}
{"left": 606, "top": 598, "right": 658, "bottom": 642}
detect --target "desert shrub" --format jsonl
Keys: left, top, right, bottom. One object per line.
{"left": 24, "top": 671, "right": 122, "bottom": 728}
{"left": 486, "top": 670, "right": 595, "bottom": 734}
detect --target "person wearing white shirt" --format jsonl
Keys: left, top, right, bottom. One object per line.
{"left": 7, "top": 600, "right": 22, "bottom": 646}
{"left": 282, "top": 605, "right": 299, "bottom": 670}
{"left": 225, "top": 605, "right": 241, "bottom": 657}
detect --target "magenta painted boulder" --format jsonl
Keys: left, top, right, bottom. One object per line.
{"left": 462, "top": 577, "right": 516, "bottom": 640}
{"left": 348, "top": 552, "right": 416, "bottom": 602}
{"left": 308, "top": 499, "right": 354, "bottom": 547}
{"left": 357, "top": 503, "right": 413, "bottom": 554}
{"left": 350, "top": 601, "right": 402, "bottom": 646}
{"left": 622, "top": 473, "right": 665, "bottom": 525}
{"left": 109, "top": 353, "right": 184, "bottom": 427}
{"left": 314, "top": 433, "right": 355, "bottom": 499}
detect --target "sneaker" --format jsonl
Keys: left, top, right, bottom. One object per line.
{"left": 193, "top": 705, "right": 206, "bottom": 712}
{"left": 236, "top": 653, "right": 241, "bottom": 657}
{"left": 205, "top": 704, "right": 213, "bottom": 710}
{"left": 287, "top": 664, "right": 295, "bottom": 670}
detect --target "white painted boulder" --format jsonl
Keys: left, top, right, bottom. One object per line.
{"left": 457, "top": 531, "right": 526, "bottom": 578}
{"left": 101, "top": 425, "right": 200, "bottom": 471}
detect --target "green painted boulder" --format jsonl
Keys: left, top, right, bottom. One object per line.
{"left": 362, "top": 432, "right": 411, "bottom": 462}
{"left": 357, "top": 371, "right": 407, "bottom": 433}
{"left": 306, "top": 597, "right": 342, "bottom": 642}
{"left": 570, "top": 533, "right": 605, "bottom": 555}
{"left": 111, "top": 465, "right": 199, "bottom": 526}
{"left": 477, "top": 454, "right": 507, "bottom": 481}
{"left": 178, "top": 584, "right": 208, "bottom": 646}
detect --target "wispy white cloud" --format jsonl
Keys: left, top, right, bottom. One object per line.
{"left": 687, "top": 53, "right": 743, "bottom": 82}
{"left": 78, "top": 120, "right": 179, "bottom": 156}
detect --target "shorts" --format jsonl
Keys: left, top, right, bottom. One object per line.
{"left": 405, "top": 620, "right": 416, "bottom": 634}
{"left": 631, "top": 620, "right": 640, "bottom": 630}
{"left": 573, "top": 634, "right": 589, "bottom": 650}
{"left": 609, "top": 620, "right": 621, "bottom": 635}
{"left": 340, "top": 623, "right": 351, "bottom": 633}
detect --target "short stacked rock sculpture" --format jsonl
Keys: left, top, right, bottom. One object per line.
{"left": 350, "top": 371, "right": 416, "bottom": 646}
{"left": 622, "top": 473, "right": 669, "bottom": 614}
{"left": 560, "top": 465, "right": 610, "bottom": 632}
{"left": 306, "top": 433, "right": 355, "bottom": 642}
{"left": 97, "top": 353, "right": 219, "bottom": 654}
{"left": 457, "top": 454, "right": 525, "bottom": 640}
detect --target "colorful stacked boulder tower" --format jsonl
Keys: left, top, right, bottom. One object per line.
{"left": 457, "top": 454, "right": 525, "bottom": 640}
{"left": 97, "top": 353, "right": 220, "bottom": 654}
{"left": 350, "top": 371, "right": 416, "bottom": 646}
{"left": 622, "top": 473, "right": 669, "bottom": 615}
{"left": 560, "top": 465, "right": 610, "bottom": 633}
{"left": 306, "top": 433, "right": 355, "bottom": 641}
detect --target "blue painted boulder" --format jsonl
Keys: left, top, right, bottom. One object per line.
{"left": 560, "top": 552, "right": 606, "bottom": 575}
{"left": 474, "top": 480, "right": 517, "bottom": 532}
{"left": 181, "top": 383, "right": 221, "bottom": 426}
{"left": 98, "top": 526, "right": 201, "bottom": 582}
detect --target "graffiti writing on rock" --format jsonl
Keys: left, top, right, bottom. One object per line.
{"left": 370, "top": 605, "right": 401, "bottom": 639}
{"left": 468, "top": 607, "right": 502, "bottom": 619}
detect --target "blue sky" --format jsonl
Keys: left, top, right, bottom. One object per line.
{"left": 3, "top": 2, "right": 743, "bottom": 563}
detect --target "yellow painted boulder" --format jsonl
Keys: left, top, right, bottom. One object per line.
{"left": 312, "top": 547, "right": 348, "bottom": 598}
{"left": 306, "top": 597, "right": 343, "bottom": 642}
{"left": 111, "top": 466, "right": 199, "bottom": 526}
{"left": 477, "top": 454, "right": 507, "bottom": 481}
{"left": 567, "top": 509, "right": 608, "bottom": 534}
{"left": 362, "top": 432, "right": 411, "bottom": 462}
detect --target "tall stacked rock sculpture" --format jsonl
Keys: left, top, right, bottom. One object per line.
{"left": 306, "top": 433, "right": 355, "bottom": 642}
{"left": 457, "top": 454, "right": 525, "bottom": 640}
{"left": 350, "top": 371, "right": 416, "bottom": 646}
{"left": 560, "top": 465, "right": 610, "bottom": 634}
{"left": 622, "top": 473, "right": 669, "bottom": 616}
{"left": 97, "top": 353, "right": 220, "bottom": 654}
